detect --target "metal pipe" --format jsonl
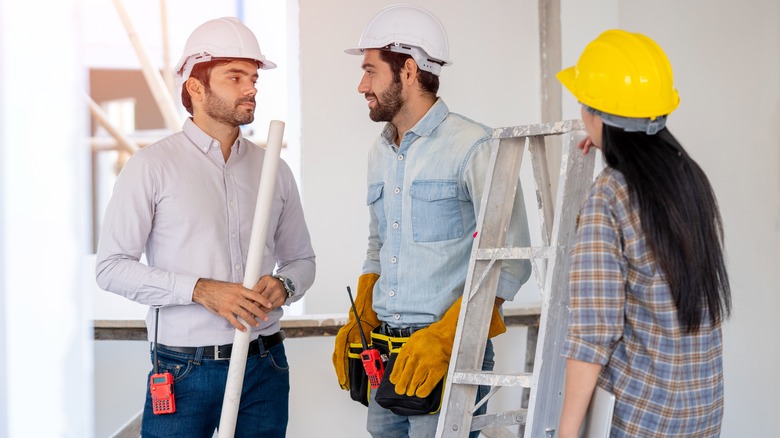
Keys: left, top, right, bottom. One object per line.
{"left": 112, "top": 0, "right": 181, "bottom": 131}
{"left": 218, "top": 120, "right": 285, "bottom": 437}
{"left": 159, "top": 0, "right": 175, "bottom": 97}
{"left": 85, "top": 94, "right": 139, "bottom": 155}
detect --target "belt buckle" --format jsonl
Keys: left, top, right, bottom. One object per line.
{"left": 214, "top": 345, "right": 230, "bottom": 360}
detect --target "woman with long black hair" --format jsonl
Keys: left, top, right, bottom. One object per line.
{"left": 556, "top": 30, "right": 732, "bottom": 437}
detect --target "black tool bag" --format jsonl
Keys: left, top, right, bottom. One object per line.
{"left": 347, "top": 342, "right": 370, "bottom": 406}
{"left": 371, "top": 332, "right": 445, "bottom": 416}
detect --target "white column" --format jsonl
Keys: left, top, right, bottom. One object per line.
{"left": 0, "top": 0, "right": 93, "bottom": 436}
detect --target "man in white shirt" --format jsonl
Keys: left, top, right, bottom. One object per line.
{"left": 96, "top": 17, "right": 315, "bottom": 437}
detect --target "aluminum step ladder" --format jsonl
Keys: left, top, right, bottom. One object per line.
{"left": 436, "top": 120, "right": 596, "bottom": 438}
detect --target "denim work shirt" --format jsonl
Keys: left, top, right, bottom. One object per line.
{"left": 363, "top": 99, "right": 531, "bottom": 326}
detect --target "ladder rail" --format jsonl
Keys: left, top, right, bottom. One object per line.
{"left": 524, "top": 127, "right": 594, "bottom": 437}
{"left": 436, "top": 120, "right": 594, "bottom": 438}
{"left": 437, "top": 134, "right": 527, "bottom": 436}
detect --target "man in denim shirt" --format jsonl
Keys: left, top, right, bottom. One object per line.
{"left": 333, "top": 5, "right": 531, "bottom": 437}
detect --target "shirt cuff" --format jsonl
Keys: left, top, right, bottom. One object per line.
{"left": 496, "top": 271, "right": 522, "bottom": 301}
{"left": 362, "top": 260, "right": 381, "bottom": 276}
{"left": 561, "top": 335, "right": 611, "bottom": 365}
{"left": 175, "top": 274, "right": 200, "bottom": 305}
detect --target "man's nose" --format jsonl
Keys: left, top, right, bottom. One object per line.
{"left": 358, "top": 74, "right": 370, "bottom": 94}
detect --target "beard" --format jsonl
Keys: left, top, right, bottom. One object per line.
{"left": 368, "top": 78, "right": 403, "bottom": 122}
{"left": 204, "top": 88, "right": 255, "bottom": 127}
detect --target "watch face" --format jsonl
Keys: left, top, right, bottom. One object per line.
{"left": 276, "top": 275, "right": 294, "bottom": 297}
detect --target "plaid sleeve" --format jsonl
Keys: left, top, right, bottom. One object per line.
{"left": 562, "top": 175, "right": 626, "bottom": 365}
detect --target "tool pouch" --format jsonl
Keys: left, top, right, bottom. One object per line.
{"left": 371, "top": 332, "right": 445, "bottom": 416}
{"left": 347, "top": 342, "right": 370, "bottom": 407}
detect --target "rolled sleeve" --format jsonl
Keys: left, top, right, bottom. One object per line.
{"left": 563, "top": 180, "right": 625, "bottom": 365}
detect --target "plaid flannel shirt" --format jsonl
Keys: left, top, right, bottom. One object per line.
{"left": 563, "top": 168, "right": 724, "bottom": 437}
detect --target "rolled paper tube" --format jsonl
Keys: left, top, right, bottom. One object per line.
{"left": 218, "top": 120, "right": 285, "bottom": 438}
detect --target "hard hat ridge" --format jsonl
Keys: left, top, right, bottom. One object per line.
{"left": 175, "top": 17, "right": 276, "bottom": 82}
{"left": 345, "top": 4, "right": 451, "bottom": 76}
{"left": 557, "top": 29, "right": 680, "bottom": 121}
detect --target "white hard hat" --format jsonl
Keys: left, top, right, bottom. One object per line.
{"left": 175, "top": 17, "right": 276, "bottom": 81}
{"left": 345, "top": 4, "right": 451, "bottom": 76}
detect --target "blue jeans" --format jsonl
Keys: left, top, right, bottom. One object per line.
{"left": 141, "top": 342, "right": 290, "bottom": 438}
{"left": 367, "top": 339, "right": 495, "bottom": 438}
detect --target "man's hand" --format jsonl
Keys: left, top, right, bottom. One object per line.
{"left": 193, "top": 277, "right": 282, "bottom": 331}
{"left": 255, "top": 275, "right": 290, "bottom": 312}
{"left": 390, "top": 297, "right": 506, "bottom": 398}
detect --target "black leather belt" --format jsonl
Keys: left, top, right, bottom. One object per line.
{"left": 377, "top": 322, "right": 424, "bottom": 338}
{"left": 158, "top": 331, "right": 285, "bottom": 360}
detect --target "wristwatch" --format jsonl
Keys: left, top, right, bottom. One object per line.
{"left": 273, "top": 274, "right": 295, "bottom": 299}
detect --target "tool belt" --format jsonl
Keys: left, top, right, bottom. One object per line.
{"left": 347, "top": 325, "right": 445, "bottom": 415}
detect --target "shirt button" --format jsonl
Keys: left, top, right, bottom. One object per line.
{"left": 394, "top": 314, "right": 401, "bottom": 320}
{"left": 398, "top": 154, "right": 404, "bottom": 161}
{"left": 393, "top": 187, "right": 400, "bottom": 194}
{"left": 389, "top": 290, "right": 395, "bottom": 297}
{"left": 231, "top": 233, "right": 237, "bottom": 239}
{"left": 391, "top": 256, "right": 397, "bottom": 264}
{"left": 234, "top": 264, "right": 241, "bottom": 270}
{"left": 392, "top": 222, "right": 399, "bottom": 230}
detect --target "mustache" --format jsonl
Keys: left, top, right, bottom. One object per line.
{"left": 365, "top": 93, "right": 377, "bottom": 100}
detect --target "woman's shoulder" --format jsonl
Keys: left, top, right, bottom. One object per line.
{"left": 591, "top": 167, "right": 627, "bottom": 197}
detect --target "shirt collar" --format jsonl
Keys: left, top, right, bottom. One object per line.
{"left": 380, "top": 98, "right": 449, "bottom": 144}
{"left": 182, "top": 118, "right": 244, "bottom": 155}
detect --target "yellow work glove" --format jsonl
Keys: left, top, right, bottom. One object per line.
{"left": 389, "top": 296, "right": 506, "bottom": 398}
{"left": 332, "top": 273, "right": 381, "bottom": 390}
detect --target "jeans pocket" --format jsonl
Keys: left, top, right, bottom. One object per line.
{"left": 410, "top": 180, "right": 463, "bottom": 242}
{"left": 264, "top": 343, "right": 289, "bottom": 373}
{"left": 153, "top": 352, "right": 193, "bottom": 383}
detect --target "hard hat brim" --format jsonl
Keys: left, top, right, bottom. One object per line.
{"left": 556, "top": 66, "right": 577, "bottom": 98}
{"left": 344, "top": 47, "right": 364, "bottom": 56}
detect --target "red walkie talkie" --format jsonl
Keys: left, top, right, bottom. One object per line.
{"left": 347, "top": 286, "right": 385, "bottom": 388}
{"left": 150, "top": 307, "right": 176, "bottom": 414}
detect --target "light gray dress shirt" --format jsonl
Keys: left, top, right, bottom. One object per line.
{"left": 96, "top": 119, "right": 315, "bottom": 346}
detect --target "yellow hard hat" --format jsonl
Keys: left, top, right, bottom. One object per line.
{"left": 557, "top": 29, "right": 680, "bottom": 119}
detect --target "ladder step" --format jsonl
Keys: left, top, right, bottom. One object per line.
{"left": 479, "top": 426, "right": 524, "bottom": 438}
{"left": 471, "top": 410, "right": 528, "bottom": 432}
{"left": 451, "top": 370, "right": 533, "bottom": 388}
{"left": 475, "top": 246, "right": 554, "bottom": 261}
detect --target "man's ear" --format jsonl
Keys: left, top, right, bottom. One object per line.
{"left": 402, "top": 57, "right": 419, "bottom": 85}
{"left": 186, "top": 77, "right": 205, "bottom": 104}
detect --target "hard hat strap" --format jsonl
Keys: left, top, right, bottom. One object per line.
{"left": 584, "top": 105, "right": 667, "bottom": 135}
